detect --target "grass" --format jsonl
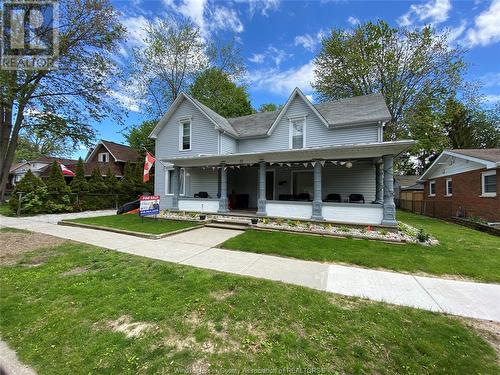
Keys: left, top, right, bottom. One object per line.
{"left": 0, "top": 202, "right": 14, "bottom": 216}
{"left": 66, "top": 214, "right": 200, "bottom": 235}
{"left": 0, "top": 227, "right": 30, "bottom": 234}
{"left": 0, "top": 240, "right": 498, "bottom": 374}
{"left": 221, "top": 211, "right": 500, "bottom": 283}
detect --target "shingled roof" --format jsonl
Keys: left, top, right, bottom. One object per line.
{"left": 451, "top": 149, "right": 500, "bottom": 163}
{"left": 150, "top": 89, "right": 392, "bottom": 140}
{"left": 100, "top": 140, "right": 139, "bottom": 162}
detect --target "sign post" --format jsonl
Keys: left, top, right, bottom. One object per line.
{"left": 139, "top": 195, "right": 160, "bottom": 221}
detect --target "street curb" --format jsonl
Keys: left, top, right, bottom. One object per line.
{"left": 58, "top": 220, "right": 204, "bottom": 239}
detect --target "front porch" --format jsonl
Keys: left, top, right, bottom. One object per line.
{"left": 160, "top": 141, "right": 414, "bottom": 226}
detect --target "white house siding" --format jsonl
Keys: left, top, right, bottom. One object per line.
{"left": 322, "top": 204, "right": 383, "bottom": 225}
{"left": 322, "top": 161, "right": 376, "bottom": 203}
{"left": 154, "top": 99, "right": 220, "bottom": 160}
{"left": 221, "top": 133, "right": 238, "bottom": 154}
{"left": 189, "top": 168, "right": 219, "bottom": 198}
{"left": 266, "top": 201, "right": 313, "bottom": 219}
{"left": 178, "top": 198, "right": 219, "bottom": 213}
{"left": 237, "top": 96, "right": 380, "bottom": 153}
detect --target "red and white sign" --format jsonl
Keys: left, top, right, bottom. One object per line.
{"left": 139, "top": 195, "right": 160, "bottom": 216}
{"left": 143, "top": 152, "right": 156, "bottom": 183}
{"left": 60, "top": 163, "right": 75, "bottom": 177}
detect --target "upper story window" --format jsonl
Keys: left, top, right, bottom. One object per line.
{"left": 98, "top": 152, "right": 109, "bottom": 162}
{"left": 445, "top": 178, "right": 452, "bottom": 196}
{"left": 429, "top": 180, "right": 436, "bottom": 196}
{"left": 481, "top": 170, "right": 496, "bottom": 197}
{"left": 289, "top": 117, "right": 306, "bottom": 149}
{"left": 179, "top": 118, "right": 191, "bottom": 151}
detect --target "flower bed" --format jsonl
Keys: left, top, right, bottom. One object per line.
{"left": 158, "top": 210, "right": 438, "bottom": 245}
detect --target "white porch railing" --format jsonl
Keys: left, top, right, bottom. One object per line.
{"left": 178, "top": 198, "right": 219, "bottom": 213}
{"left": 322, "top": 203, "right": 383, "bottom": 225}
{"left": 265, "top": 201, "right": 312, "bottom": 220}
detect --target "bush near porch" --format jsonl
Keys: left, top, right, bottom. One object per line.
{"left": 0, "top": 237, "right": 498, "bottom": 374}
{"left": 221, "top": 210, "right": 500, "bottom": 283}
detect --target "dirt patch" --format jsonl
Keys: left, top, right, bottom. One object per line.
{"left": 61, "top": 266, "right": 89, "bottom": 276}
{"left": 0, "top": 231, "right": 66, "bottom": 265}
{"left": 189, "top": 359, "right": 210, "bottom": 375}
{"left": 462, "top": 318, "right": 500, "bottom": 364}
{"left": 210, "top": 290, "right": 235, "bottom": 301}
{"left": 104, "top": 315, "right": 155, "bottom": 338}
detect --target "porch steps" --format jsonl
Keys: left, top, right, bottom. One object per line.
{"left": 205, "top": 222, "right": 250, "bottom": 231}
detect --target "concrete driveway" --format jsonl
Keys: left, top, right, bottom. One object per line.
{"left": 1, "top": 212, "right": 500, "bottom": 322}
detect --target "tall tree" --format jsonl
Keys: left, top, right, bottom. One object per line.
{"left": 124, "top": 120, "right": 157, "bottom": 156}
{"left": 313, "top": 20, "right": 465, "bottom": 141}
{"left": 0, "top": 0, "right": 126, "bottom": 200}
{"left": 189, "top": 68, "right": 253, "bottom": 118}
{"left": 70, "top": 158, "right": 89, "bottom": 193}
{"left": 258, "top": 103, "right": 281, "bottom": 112}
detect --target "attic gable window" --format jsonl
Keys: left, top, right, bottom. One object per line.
{"left": 98, "top": 152, "right": 109, "bottom": 162}
{"left": 289, "top": 116, "right": 306, "bottom": 149}
{"left": 179, "top": 118, "right": 191, "bottom": 151}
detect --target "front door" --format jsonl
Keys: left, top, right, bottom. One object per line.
{"left": 266, "top": 170, "right": 274, "bottom": 200}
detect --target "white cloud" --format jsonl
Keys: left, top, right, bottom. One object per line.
{"left": 294, "top": 30, "right": 325, "bottom": 52}
{"left": 173, "top": 0, "right": 207, "bottom": 33}
{"left": 347, "top": 16, "right": 360, "bottom": 26}
{"left": 480, "top": 72, "right": 500, "bottom": 87}
{"left": 445, "top": 20, "right": 467, "bottom": 45}
{"left": 247, "top": 60, "right": 315, "bottom": 96}
{"left": 398, "top": 0, "right": 452, "bottom": 27}
{"left": 484, "top": 94, "right": 500, "bottom": 104}
{"left": 110, "top": 90, "right": 141, "bottom": 112}
{"left": 305, "top": 94, "right": 314, "bottom": 102}
{"left": 248, "top": 53, "right": 265, "bottom": 63}
{"left": 121, "top": 15, "right": 150, "bottom": 49}
{"left": 242, "top": 0, "right": 280, "bottom": 17}
{"left": 464, "top": 0, "right": 500, "bottom": 47}
{"left": 211, "top": 6, "right": 244, "bottom": 33}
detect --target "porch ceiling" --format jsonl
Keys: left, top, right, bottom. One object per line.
{"left": 161, "top": 140, "right": 415, "bottom": 167}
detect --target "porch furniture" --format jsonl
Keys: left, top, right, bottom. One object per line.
{"left": 194, "top": 191, "right": 209, "bottom": 198}
{"left": 349, "top": 194, "right": 365, "bottom": 204}
{"left": 324, "top": 193, "right": 341, "bottom": 203}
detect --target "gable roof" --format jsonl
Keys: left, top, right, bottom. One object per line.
{"left": 10, "top": 156, "right": 78, "bottom": 173}
{"left": 150, "top": 89, "right": 392, "bottom": 140}
{"left": 85, "top": 140, "right": 139, "bottom": 163}
{"left": 420, "top": 148, "right": 500, "bottom": 181}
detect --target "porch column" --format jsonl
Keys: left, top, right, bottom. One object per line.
{"left": 171, "top": 166, "right": 180, "bottom": 211}
{"left": 311, "top": 161, "right": 323, "bottom": 220}
{"left": 218, "top": 164, "right": 228, "bottom": 213}
{"left": 257, "top": 160, "right": 267, "bottom": 216}
{"left": 381, "top": 154, "right": 397, "bottom": 226}
{"left": 375, "top": 160, "right": 383, "bottom": 204}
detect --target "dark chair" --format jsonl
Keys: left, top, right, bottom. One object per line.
{"left": 324, "top": 193, "right": 341, "bottom": 203}
{"left": 194, "top": 191, "right": 209, "bottom": 198}
{"left": 296, "top": 193, "right": 310, "bottom": 201}
{"left": 349, "top": 194, "right": 365, "bottom": 204}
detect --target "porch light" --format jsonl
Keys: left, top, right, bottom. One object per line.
{"left": 345, "top": 161, "right": 353, "bottom": 168}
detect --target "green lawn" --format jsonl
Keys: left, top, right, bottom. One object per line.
{"left": 66, "top": 214, "right": 200, "bottom": 235}
{"left": 0, "top": 240, "right": 498, "bottom": 374}
{"left": 221, "top": 211, "right": 500, "bottom": 283}
{"left": 0, "top": 202, "right": 14, "bottom": 216}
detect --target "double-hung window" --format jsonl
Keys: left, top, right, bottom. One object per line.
{"left": 429, "top": 180, "right": 436, "bottom": 196}
{"left": 481, "top": 171, "right": 496, "bottom": 197}
{"left": 179, "top": 119, "right": 191, "bottom": 151}
{"left": 289, "top": 117, "right": 305, "bottom": 149}
{"left": 165, "top": 168, "right": 185, "bottom": 196}
{"left": 445, "top": 178, "right": 452, "bottom": 196}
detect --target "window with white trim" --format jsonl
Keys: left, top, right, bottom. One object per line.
{"left": 165, "top": 168, "right": 185, "bottom": 196}
{"left": 179, "top": 119, "right": 191, "bottom": 151}
{"left": 98, "top": 152, "right": 109, "bottom": 162}
{"left": 429, "top": 180, "right": 436, "bottom": 196}
{"left": 445, "top": 178, "right": 452, "bottom": 196}
{"left": 481, "top": 171, "right": 496, "bottom": 197}
{"left": 289, "top": 117, "right": 305, "bottom": 149}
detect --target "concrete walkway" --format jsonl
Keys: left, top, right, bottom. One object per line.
{"left": 1, "top": 212, "right": 500, "bottom": 322}
{"left": 0, "top": 340, "right": 36, "bottom": 375}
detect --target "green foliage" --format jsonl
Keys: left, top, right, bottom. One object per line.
{"left": 124, "top": 120, "right": 156, "bottom": 156}
{"left": 88, "top": 167, "right": 107, "bottom": 193}
{"left": 46, "top": 162, "right": 71, "bottom": 195}
{"left": 9, "top": 170, "right": 45, "bottom": 211}
{"left": 18, "top": 185, "right": 50, "bottom": 215}
{"left": 70, "top": 159, "right": 88, "bottom": 193}
{"left": 258, "top": 103, "right": 281, "bottom": 112}
{"left": 189, "top": 68, "right": 253, "bottom": 118}
{"left": 104, "top": 167, "right": 119, "bottom": 193}
{"left": 416, "top": 228, "right": 430, "bottom": 243}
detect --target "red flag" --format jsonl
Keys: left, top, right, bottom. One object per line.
{"left": 60, "top": 163, "right": 75, "bottom": 177}
{"left": 143, "top": 151, "right": 156, "bottom": 182}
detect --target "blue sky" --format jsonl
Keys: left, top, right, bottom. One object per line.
{"left": 76, "top": 0, "right": 500, "bottom": 158}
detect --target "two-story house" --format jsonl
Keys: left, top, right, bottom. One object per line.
{"left": 150, "top": 88, "right": 415, "bottom": 226}
{"left": 82, "top": 139, "right": 140, "bottom": 178}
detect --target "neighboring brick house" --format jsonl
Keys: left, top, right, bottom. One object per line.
{"left": 419, "top": 149, "right": 499, "bottom": 222}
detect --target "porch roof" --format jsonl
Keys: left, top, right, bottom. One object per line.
{"left": 161, "top": 140, "right": 415, "bottom": 167}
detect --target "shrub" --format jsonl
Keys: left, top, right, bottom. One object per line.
{"left": 70, "top": 158, "right": 88, "bottom": 193}
{"left": 416, "top": 228, "right": 430, "bottom": 243}
{"left": 18, "top": 185, "right": 49, "bottom": 214}
{"left": 9, "top": 170, "right": 45, "bottom": 212}
{"left": 338, "top": 226, "right": 350, "bottom": 232}
{"left": 379, "top": 229, "right": 388, "bottom": 236}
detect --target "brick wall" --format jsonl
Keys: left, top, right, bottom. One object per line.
{"left": 423, "top": 168, "right": 499, "bottom": 222}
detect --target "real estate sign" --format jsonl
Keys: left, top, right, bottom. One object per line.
{"left": 139, "top": 195, "right": 160, "bottom": 217}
